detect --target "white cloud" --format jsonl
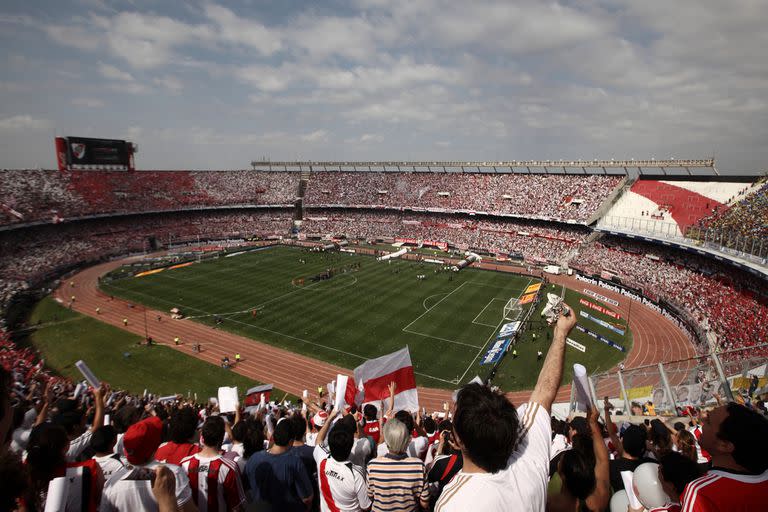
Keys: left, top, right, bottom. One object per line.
{"left": 98, "top": 63, "right": 134, "bottom": 81}
{"left": 0, "top": 115, "right": 51, "bottom": 132}
{"left": 43, "top": 23, "right": 102, "bottom": 51}
{"left": 301, "top": 130, "right": 329, "bottom": 142}
{"left": 154, "top": 75, "right": 183, "bottom": 92}
{"left": 287, "top": 15, "right": 379, "bottom": 61}
{"left": 360, "top": 133, "right": 383, "bottom": 143}
{"left": 237, "top": 68, "right": 292, "bottom": 92}
{"left": 71, "top": 97, "right": 105, "bottom": 108}
{"left": 203, "top": 3, "right": 281, "bottom": 55}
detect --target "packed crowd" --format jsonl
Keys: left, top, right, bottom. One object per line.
{"left": 574, "top": 236, "right": 768, "bottom": 355}
{"left": 302, "top": 210, "right": 590, "bottom": 263}
{"left": 2, "top": 303, "right": 767, "bottom": 512}
{"left": 0, "top": 210, "right": 292, "bottom": 315}
{"left": 0, "top": 170, "right": 298, "bottom": 226}
{"left": 697, "top": 181, "right": 768, "bottom": 241}
{"left": 304, "top": 172, "right": 622, "bottom": 222}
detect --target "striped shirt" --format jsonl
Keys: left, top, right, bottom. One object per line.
{"left": 181, "top": 453, "right": 247, "bottom": 512}
{"left": 367, "top": 453, "right": 429, "bottom": 512}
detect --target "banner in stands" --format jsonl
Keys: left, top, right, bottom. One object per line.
{"left": 518, "top": 293, "right": 537, "bottom": 305}
{"left": 525, "top": 283, "right": 542, "bottom": 294}
{"left": 244, "top": 384, "right": 273, "bottom": 406}
{"left": 579, "top": 311, "right": 626, "bottom": 336}
{"left": 579, "top": 298, "right": 621, "bottom": 319}
{"left": 650, "top": 380, "right": 723, "bottom": 409}
{"left": 481, "top": 338, "right": 513, "bottom": 365}
{"left": 575, "top": 325, "right": 625, "bottom": 352}
{"left": 575, "top": 273, "right": 700, "bottom": 345}
{"left": 581, "top": 288, "right": 620, "bottom": 307}
{"left": 394, "top": 237, "right": 448, "bottom": 251}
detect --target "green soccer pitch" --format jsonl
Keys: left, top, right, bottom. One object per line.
{"left": 100, "top": 245, "right": 631, "bottom": 391}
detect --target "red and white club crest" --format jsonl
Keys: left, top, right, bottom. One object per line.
{"left": 70, "top": 143, "right": 86, "bottom": 160}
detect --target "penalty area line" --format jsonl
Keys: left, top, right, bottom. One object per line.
{"left": 455, "top": 277, "right": 534, "bottom": 384}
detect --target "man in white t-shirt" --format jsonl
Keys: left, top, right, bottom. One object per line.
{"left": 90, "top": 425, "right": 124, "bottom": 481}
{"left": 434, "top": 303, "right": 577, "bottom": 512}
{"left": 313, "top": 420, "right": 371, "bottom": 512}
{"left": 102, "top": 416, "right": 196, "bottom": 511}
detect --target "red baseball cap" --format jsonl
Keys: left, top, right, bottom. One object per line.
{"left": 123, "top": 416, "right": 163, "bottom": 465}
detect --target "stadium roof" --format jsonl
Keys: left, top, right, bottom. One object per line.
{"left": 251, "top": 158, "right": 717, "bottom": 175}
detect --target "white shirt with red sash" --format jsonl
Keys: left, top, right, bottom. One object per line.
{"left": 313, "top": 445, "right": 371, "bottom": 512}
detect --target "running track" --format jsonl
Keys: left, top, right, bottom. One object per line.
{"left": 55, "top": 255, "right": 697, "bottom": 412}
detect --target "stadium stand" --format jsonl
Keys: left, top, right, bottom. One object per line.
{"left": 598, "top": 177, "right": 754, "bottom": 237}
{"left": 698, "top": 180, "right": 768, "bottom": 240}
{"left": 1, "top": 167, "right": 766, "bottom": 511}
{"left": 0, "top": 210, "right": 292, "bottom": 315}
{"left": 0, "top": 170, "right": 298, "bottom": 226}
{"left": 302, "top": 210, "right": 590, "bottom": 263}
{"left": 304, "top": 171, "right": 622, "bottom": 222}
{"left": 574, "top": 235, "right": 768, "bottom": 356}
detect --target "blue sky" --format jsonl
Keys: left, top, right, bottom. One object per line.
{"left": 0, "top": 0, "right": 766, "bottom": 171}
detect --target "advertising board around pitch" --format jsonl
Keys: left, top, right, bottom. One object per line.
{"left": 481, "top": 338, "right": 513, "bottom": 365}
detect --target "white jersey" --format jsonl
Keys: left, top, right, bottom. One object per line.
{"left": 434, "top": 402, "right": 550, "bottom": 512}
{"left": 102, "top": 460, "right": 193, "bottom": 511}
{"left": 93, "top": 453, "right": 124, "bottom": 481}
{"left": 66, "top": 429, "right": 93, "bottom": 461}
{"left": 313, "top": 445, "right": 371, "bottom": 512}
{"left": 348, "top": 437, "right": 372, "bottom": 468}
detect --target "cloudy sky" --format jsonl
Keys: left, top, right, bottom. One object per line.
{"left": 0, "top": 0, "right": 766, "bottom": 171}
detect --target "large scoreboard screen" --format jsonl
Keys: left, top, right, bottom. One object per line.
{"left": 55, "top": 136, "right": 135, "bottom": 170}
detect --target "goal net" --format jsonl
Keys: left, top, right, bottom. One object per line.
{"left": 503, "top": 297, "right": 524, "bottom": 322}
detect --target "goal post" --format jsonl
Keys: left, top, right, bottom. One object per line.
{"left": 503, "top": 297, "right": 523, "bottom": 322}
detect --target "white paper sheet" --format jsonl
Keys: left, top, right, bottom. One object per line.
{"left": 44, "top": 477, "right": 69, "bottom": 512}
{"left": 621, "top": 471, "right": 642, "bottom": 509}
{"left": 217, "top": 386, "right": 238, "bottom": 413}
{"left": 334, "top": 374, "right": 348, "bottom": 410}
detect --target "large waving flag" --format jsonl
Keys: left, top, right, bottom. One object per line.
{"left": 354, "top": 347, "right": 419, "bottom": 412}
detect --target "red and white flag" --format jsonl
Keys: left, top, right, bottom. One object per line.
{"left": 244, "top": 384, "right": 273, "bottom": 406}
{"left": 354, "top": 347, "right": 419, "bottom": 412}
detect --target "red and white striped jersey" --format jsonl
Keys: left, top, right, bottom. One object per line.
{"left": 681, "top": 468, "right": 768, "bottom": 512}
{"left": 180, "top": 453, "right": 246, "bottom": 512}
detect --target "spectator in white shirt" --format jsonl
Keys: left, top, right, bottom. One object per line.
{"left": 101, "top": 415, "right": 196, "bottom": 512}
{"left": 434, "top": 304, "right": 577, "bottom": 512}
{"left": 90, "top": 425, "right": 124, "bottom": 481}
{"left": 313, "top": 411, "right": 372, "bottom": 512}
{"left": 52, "top": 384, "right": 106, "bottom": 461}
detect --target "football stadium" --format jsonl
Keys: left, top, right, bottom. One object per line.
{"left": 1, "top": 2, "right": 767, "bottom": 511}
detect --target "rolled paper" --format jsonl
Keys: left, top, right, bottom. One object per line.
{"left": 573, "top": 364, "right": 593, "bottom": 411}
{"left": 75, "top": 360, "right": 100, "bottom": 388}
